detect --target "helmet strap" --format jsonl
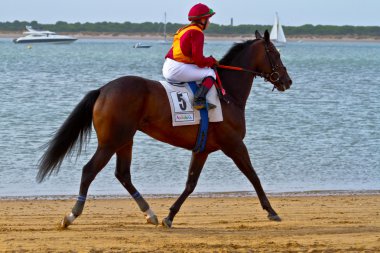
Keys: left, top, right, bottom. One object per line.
{"left": 193, "top": 19, "right": 207, "bottom": 30}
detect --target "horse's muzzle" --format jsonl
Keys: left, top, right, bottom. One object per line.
{"left": 276, "top": 76, "right": 292, "bottom": 92}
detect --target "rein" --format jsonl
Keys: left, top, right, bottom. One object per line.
{"left": 217, "top": 62, "right": 280, "bottom": 84}
{"left": 217, "top": 64, "right": 278, "bottom": 92}
{"left": 217, "top": 64, "right": 264, "bottom": 78}
{"left": 216, "top": 42, "right": 282, "bottom": 91}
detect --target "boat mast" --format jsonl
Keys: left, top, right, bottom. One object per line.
{"left": 164, "top": 12, "right": 167, "bottom": 42}
{"left": 270, "top": 12, "right": 278, "bottom": 41}
{"left": 276, "top": 12, "right": 286, "bottom": 43}
{"left": 276, "top": 12, "right": 280, "bottom": 38}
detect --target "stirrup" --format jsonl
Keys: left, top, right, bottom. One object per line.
{"left": 207, "top": 103, "right": 216, "bottom": 110}
{"left": 193, "top": 101, "right": 216, "bottom": 110}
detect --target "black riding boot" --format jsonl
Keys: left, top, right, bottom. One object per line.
{"left": 193, "top": 77, "right": 217, "bottom": 110}
{"left": 193, "top": 85, "right": 216, "bottom": 110}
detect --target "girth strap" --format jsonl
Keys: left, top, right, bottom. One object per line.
{"left": 188, "top": 82, "right": 209, "bottom": 152}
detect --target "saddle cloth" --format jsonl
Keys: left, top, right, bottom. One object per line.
{"left": 160, "top": 81, "right": 223, "bottom": 126}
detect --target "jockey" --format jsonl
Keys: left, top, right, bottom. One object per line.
{"left": 162, "top": 3, "right": 218, "bottom": 110}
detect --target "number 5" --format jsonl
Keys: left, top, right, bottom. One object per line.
{"left": 177, "top": 93, "right": 187, "bottom": 111}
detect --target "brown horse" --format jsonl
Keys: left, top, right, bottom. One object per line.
{"left": 37, "top": 30, "right": 292, "bottom": 229}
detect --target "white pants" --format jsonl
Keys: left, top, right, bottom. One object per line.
{"left": 162, "top": 58, "right": 216, "bottom": 83}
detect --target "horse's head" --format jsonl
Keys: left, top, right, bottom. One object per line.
{"left": 253, "top": 30, "right": 292, "bottom": 92}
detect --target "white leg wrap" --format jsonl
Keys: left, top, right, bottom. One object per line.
{"left": 66, "top": 212, "right": 76, "bottom": 224}
{"left": 144, "top": 208, "right": 156, "bottom": 219}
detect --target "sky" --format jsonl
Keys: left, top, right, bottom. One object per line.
{"left": 1, "top": 0, "right": 380, "bottom": 27}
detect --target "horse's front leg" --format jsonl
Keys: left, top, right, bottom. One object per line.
{"left": 222, "top": 141, "right": 281, "bottom": 221}
{"left": 162, "top": 151, "right": 209, "bottom": 228}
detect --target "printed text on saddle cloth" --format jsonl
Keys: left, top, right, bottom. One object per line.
{"left": 170, "top": 91, "right": 195, "bottom": 122}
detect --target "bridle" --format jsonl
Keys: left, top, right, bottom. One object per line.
{"left": 217, "top": 40, "right": 284, "bottom": 90}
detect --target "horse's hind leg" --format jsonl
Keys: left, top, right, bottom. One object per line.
{"left": 61, "top": 146, "right": 114, "bottom": 228}
{"left": 115, "top": 141, "right": 158, "bottom": 225}
{"left": 162, "top": 151, "right": 209, "bottom": 228}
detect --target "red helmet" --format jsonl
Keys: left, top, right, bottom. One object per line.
{"left": 188, "top": 3, "right": 215, "bottom": 21}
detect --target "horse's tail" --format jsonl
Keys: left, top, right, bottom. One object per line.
{"left": 36, "top": 89, "right": 101, "bottom": 183}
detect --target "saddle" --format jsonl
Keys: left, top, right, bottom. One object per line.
{"left": 160, "top": 80, "right": 223, "bottom": 127}
{"left": 160, "top": 80, "right": 224, "bottom": 152}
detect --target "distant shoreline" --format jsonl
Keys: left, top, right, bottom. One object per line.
{"left": 1, "top": 31, "right": 380, "bottom": 42}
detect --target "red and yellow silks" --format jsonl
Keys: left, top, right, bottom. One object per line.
{"left": 172, "top": 25, "right": 203, "bottom": 64}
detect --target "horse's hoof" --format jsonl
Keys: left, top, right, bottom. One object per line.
{"left": 60, "top": 213, "right": 76, "bottom": 229}
{"left": 161, "top": 217, "right": 172, "bottom": 228}
{"left": 268, "top": 213, "right": 282, "bottom": 222}
{"left": 60, "top": 216, "right": 71, "bottom": 229}
{"left": 146, "top": 215, "right": 159, "bottom": 226}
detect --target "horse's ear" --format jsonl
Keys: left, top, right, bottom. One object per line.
{"left": 264, "top": 30, "right": 270, "bottom": 43}
{"left": 255, "top": 30, "right": 263, "bottom": 39}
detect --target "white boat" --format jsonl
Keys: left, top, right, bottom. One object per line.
{"left": 133, "top": 42, "right": 151, "bottom": 48}
{"left": 270, "top": 12, "right": 286, "bottom": 46}
{"left": 13, "top": 26, "right": 77, "bottom": 44}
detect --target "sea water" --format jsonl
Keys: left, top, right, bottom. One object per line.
{"left": 0, "top": 38, "right": 379, "bottom": 198}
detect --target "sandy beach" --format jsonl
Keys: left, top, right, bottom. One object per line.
{"left": 0, "top": 194, "right": 379, "bottom": 252}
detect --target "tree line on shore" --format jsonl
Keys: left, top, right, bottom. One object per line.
{"left": 1, "top": 20, "right": 380, "bottom": 37}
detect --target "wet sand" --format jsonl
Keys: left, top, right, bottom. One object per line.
{"left": 1, "top": 194, "right": 379, "bottom": 252}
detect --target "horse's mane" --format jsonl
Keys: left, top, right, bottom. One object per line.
{"left": 219, "top": 39, "right": 259, "bottom": 65}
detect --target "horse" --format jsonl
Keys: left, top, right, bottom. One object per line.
{"left": 37, "top": 30, "right": 292, "bottom": 229}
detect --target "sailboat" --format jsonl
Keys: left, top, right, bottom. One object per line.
{"left": 163, "top": 12, "right": 168, "bottom": 43}
{"left": 159, "top": 12, "right": 171, "bottom": 44}
{"left": 270, "top": 12, "right": 286, "bottom": 46}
